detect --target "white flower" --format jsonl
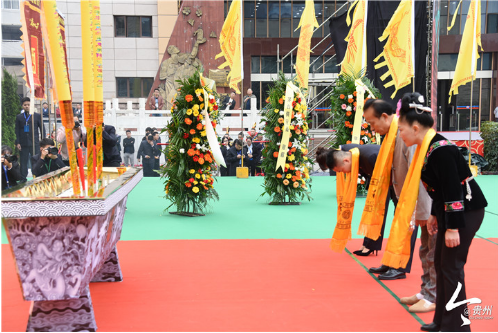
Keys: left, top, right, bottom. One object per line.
{"left": 362, "top": 136, "right": 369, "bottom": 143}
{"left": 280, "top": 111, "right": 285, "bottom": 116}
{"left": 208, "top": 94, "right": 214, "bottom": 100}
{"left": 357, "top": 178, "right": 361, "bottom": 184}
{"left": 202, "top": 120, "right": 206, "bottom": 125}
{"left": 348, "top": 94, "right": 353, "bottom": 99}
{"left": 179, "top": 148, "right": 185, "bottom": 153}
{"left": 196, "top": 144, "right": 201, "bottom": 150}
{"left": 296, "top": 113, "right": 303, "bottom": 119}
{"left": 346, "top": 106, "right": 352, "bottom": 111}
{"left": 277, "top": 142, "right": 281, "bottom": 146}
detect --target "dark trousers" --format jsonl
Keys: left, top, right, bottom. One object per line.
{"left": 142, "top": 158, "right": 155, "bottom": 177}
{"left": 433, "top": 209, "right": 484, "bottom": 331}
{"left": 220, "top": 165, "right": 228, "bottom": 176}
{"left": 246, "top": 159, "right": 256, "bottom": 176}
{"left": 20, "top": 145, "right": 37, "bottom": 180}
{"left": 154, "top": 157, "right": 160, "bottom": 172}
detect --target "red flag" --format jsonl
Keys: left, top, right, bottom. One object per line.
{"left": 21, "top": 0, "right": 45, "bottom": 99}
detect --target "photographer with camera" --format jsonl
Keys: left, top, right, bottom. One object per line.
{"left": 31, "top": 138, "right": 66, "bottom": 177}
{"left": 2, "top": 146, "right": 23, "bottom": 190}
{"left": 56, "top": 116, "right": 86, "bottom": 166}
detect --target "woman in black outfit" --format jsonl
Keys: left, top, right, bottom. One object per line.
{"left": 398, "top": 92, "right": 487, "bottom": 332}
{"left": 220, "top": 137, "right": 230, "bottom": 176}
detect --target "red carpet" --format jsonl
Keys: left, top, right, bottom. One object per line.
{"left": 3, "top": 239, "right": 498, "bottom": 332}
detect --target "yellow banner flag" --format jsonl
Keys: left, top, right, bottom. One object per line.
{"left": 295, "top": 0, "right": 319, "bottom": 91}
{"left": 448, "top": 0, "right": 482, "bottom": 102}
{"left": 340, "top": 0, "right": 368, "bottom": 77}
{"left": 373, "top": 0, "right": 415, "bottom": 99}
{"left": 215, "top": 0, "right": 242, "bottom": 94}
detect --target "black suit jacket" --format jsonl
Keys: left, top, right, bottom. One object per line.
{"left": 341, "top": 143, "right": 380, "bottom": 189}
{"left": 2, "top": 162, "right": 23, "bottom": 190}
{"left": 15, "top": 112, "right": 44, "bottom": 148}
{"left": 223, "top": 96, "right": 236, "bottom": 110}
{"left": 102, "top": 125, "right": 122, "bottom": 166}
{"left": 226, "top": 146, "right": 248, "bottom": 176}
{"left": 31, "top": 154, "right": 66, "bottom": 177}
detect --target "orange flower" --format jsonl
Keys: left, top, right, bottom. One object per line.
{"left": 288, "top": 142, "right": 293, "bottom": 148}
{"left": 273, "top": 151, "right": 279, "bottom": 158}
{"left": 367, "top": 133, "right": 372, "bottom": 138}
{"left": 360, "top": 141, "right": 364, "bottom": 145}
{"left": 279, "top": 98, "right": 284, "bottom": 104}
{"left": 346, "top": 140, "right": 352, "bottom": 144}
{"left": 302, "top": 148, "right": 308, "bottom": 155}
{"left": 277, "top": 173, "right": 282, "bottom": 178}
{"left": 185, "top": 94, "right": 194, "bottom": 102}
{"left": 291, "top": 111, "right": 295, "bottom": 119}
{"left": 340, "top": 94, "right": 345, "bottom": 99}
{"left": 203, "top": 185, "right": 209, "bottom": 190}
{"left": 348, "top": 98, "right": 354, "bottom": 103}
{"left": 361, "top": 130, "right": 365, "bottom": 135}
{"left": 362, "top": 123, "right": 368, "bottom": 129}
{"left": 283, "top": 179, "right": 289, "bottom": 186}
{"left": 291, "top": 176, "right": 297, "bottom": 182}
{"left": 185, "top": 118, "right": 192, "bottom": 125}
{"left": 289, "top": 164, "right": 295, "bottom": 170}
{"left": 274, "top": 126, "right": 281, "bottom": 133}
{"left": 301, "top": 184, "right": 306, "bottom": 188}
{"left": 185, "top": 182, "right": 192, "bottom": 188}
{"left": 293, "top": 182, "right": 299, "bottom": 188}
{"left": 296, "top": 170, "right": 301, "bottom": 178}
{"left": 295, "top": 129, "right": 301, "bottom": 135}
{"left": 196, "top": 123, "right": 203, "bottom": 130}
{"left": 345, "top": 121, "right": 350, "bottom": 127}
{"left": 353, "top": 102, "right": 357, "bottom": 107}
{"left": 371, "top": 137, "right": 376, "bottom": 143}
{"left": 198, "top": 157, "right": 205, "bottom": 165}
{"left": 187, "top": 149, "right": 195, "bottom": 156}
{"left": 278, "top": 117, "right": 284, "bottom": 124}
{"left": 291, "top": 147, "right": 296, "bottom": 153}
{"left": 190, "top": 129, "right": 196, "bottom": 135}
{"left": 346, "top": 111, "right": 352, "bottom": 117}
{"left": 353, "top": 91, "right": 357, "bottom": 96}
{"left": 198, "top": 95, "right": 204, "bottom": 102}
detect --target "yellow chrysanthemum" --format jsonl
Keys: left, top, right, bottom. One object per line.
{"left": 193, "top": 109, "right": 199, "bottom": 117}
{"left": 288, "top": 154, "right": 295, "bottom": 161}
{"left": 193, "top": 104, "right": 200, "bottom": 111}
{"left": 289, "top": 125, "right": 294, "bottom": 130}
{"left": 200, "top": 103, "right": 204, "bottom": 109}
{"left": 189, "top": 169, "right": 195, "bottom": 174}
{"left": 193, "top": 180, "right": 198, "bottom": 185}
{"left": 274, "top": 109, "right": 279, "bottom": 113}
{"left": 192, "top": 137, "right": 200, "bottom": 143}
{"left": 201, "top": 131, "right": 207, "bottom": 137}
{"left": 192, "top": 186, "right": 199, "bottom": 193}
{"left": 195, "top": 174, "right": 201, "bottom": 179}
{"left": 286, "top": 173, "right": 292, "bottom": 179}
{"left": 186, "top": 109, "right": 193, "bottom": 115}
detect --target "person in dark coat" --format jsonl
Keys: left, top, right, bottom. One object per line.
{"left": 226, "top": 139, "right": 248, "bottom": 176}
{"left": 152, "top": 131, "right": 161, "bottom": 171}
{"left": 1, "top": 145, "right": 23, "bottom": 190}
{"left": 102, "top": 124, "right": 122, "bottom": 167}
{"left": 31, "top": 138, "right": 66, "bottom": 178}
{"left": 245, "top": 137, "right": 261, "bottom": 177}
{"left": 15, "top": 97, "right": 44, "bottom": 180}
{"left": 222, "top": 92, "right": 237, "bottom": 110}
{"left": 220, "top": 137, "right": 230, "bottom": 176}
{"left": 398, "top": 93, "right": 487, "bottom": 333}
{"left": 137, "top": 135, "right": 158, "bottom": 177}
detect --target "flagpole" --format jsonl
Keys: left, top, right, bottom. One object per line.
{"left": 469, "top": 79, "right": 473, "bottom": 167}
{"left": 468, "top": 0, "right": 478, "bottom": 168}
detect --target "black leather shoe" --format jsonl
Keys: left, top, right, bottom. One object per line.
{"left": 378, "top": 268, "right": 406, "bottom": 280}
{"left": 368, "top": 265, "right": 389, "bottom": 274}
{"left": 420, "top": 322, "right": 439, "bottom": 332}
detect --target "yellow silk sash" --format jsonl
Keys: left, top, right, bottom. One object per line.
{"left": 382, "top": 128, "right": 436, "bottom": 268}
{"left": 358, "top": 116, "right": 398, "bottom": 239}
{"left": 331, "top": 148, "right": 360, "bottom": 252}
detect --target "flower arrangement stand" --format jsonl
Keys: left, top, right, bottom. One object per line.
{"left": 169, "top": 211, "right": 205, "bottom": 217}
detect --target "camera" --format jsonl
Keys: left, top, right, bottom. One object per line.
{"left": 46, "top": 147, "right": 59, "bottom": 155}
{"left": 74, "top": 121, "right": 80, "bottom": 128}
{"left": 4, "top": 154, "right": 17, "bottom": 163}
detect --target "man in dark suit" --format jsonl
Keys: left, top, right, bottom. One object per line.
{"left": 31, "top": 138, "right": 66, "bottom": 178}
{"left": 137, "top": 135, "right": 158, "bottom": 177}
{"left": 152, "top": 131, "right": 161, "bottom": 172}
{"left": 220, "top": 137, "right": 230, "bottom": 176}
{"left": 223, "top": 92, "right": 237, "bottom": 110}
{"left": 42, "top": 102, "right": 49, "bottom": 118}
{"left": 245, "top": 137, "right": 261, "bottom": 176}
{"left": 102, "top": 124, "right": 122, "bottom": 167}
{"left": 226, "top": 139, "right": 248, "bottom": 176}
{"left": 15, "top": 97, "right": 44, "bottom": 180}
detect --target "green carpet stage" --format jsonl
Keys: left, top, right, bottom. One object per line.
{"left": 2, "top": 176, "right": 497, "bottom": 331}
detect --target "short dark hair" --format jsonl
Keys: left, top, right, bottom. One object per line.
{"left": 145, "top": 127, "right": 152, "bottom": 133}
{"left": 234, "top": 139, "right": 243, "bottom": 147}
{"left": 315, "top": 147, "right": 348, "bottom": 170}
{"left": 246, "top": 137, "right": 252, "bottom": 143}
{"left": 126, "top": 130, "right": 131, "bottom": 133}
{"left": 154, "top": 88, "right": 160, "bottom": 92}
{"left": 364, "top": 99, "right": 394, "bottom": 118}
{"left": 21, "top": 97, "right": 30, "bottom": 105}
{"left": 40, "top": 138, "right": 55, "bottom": 148}
{"left": 1, "top": 145, "right": 13, "bottom": 155}
{"left": 43, "top": 102, "right": 48, "bottom": 105}
{"left": 399, "top": 92, "right": 434, "bottom": 128}
{"left": 147, "top": 135, "right": 154, "bottom": 141}
{"left": 152, "top": 131, "right": 159, "bottom": 136}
